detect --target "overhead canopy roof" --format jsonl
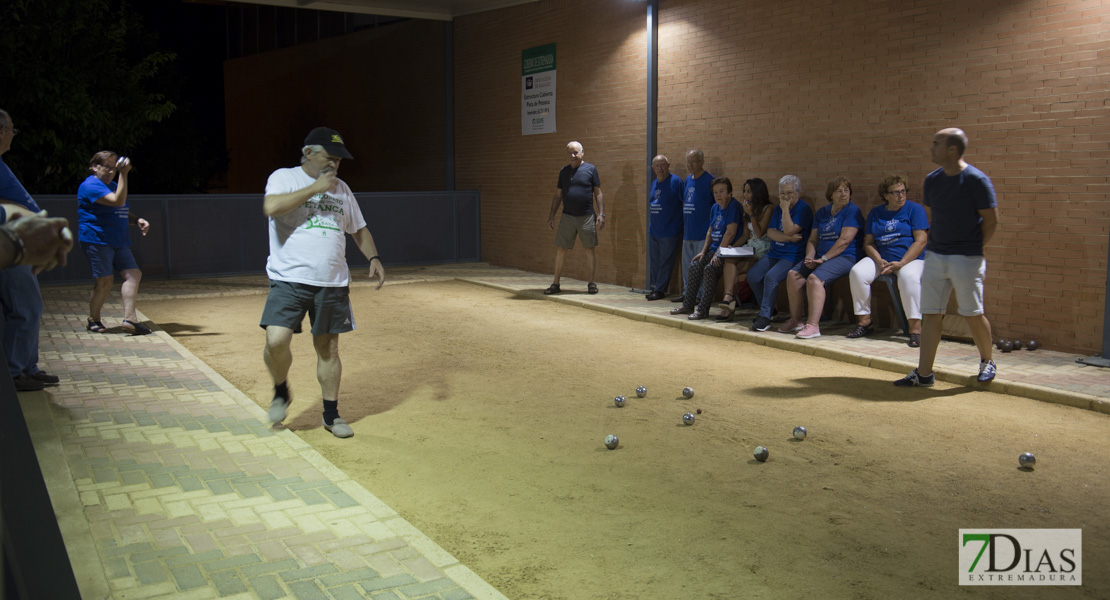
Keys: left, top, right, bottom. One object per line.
{"left": 220, "top": 0, "right": 539, "bottom": 21}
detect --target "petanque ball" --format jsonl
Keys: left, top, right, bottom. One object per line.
{"left": 1012, "top": 339, "right": 1023, "bottom": 351}
{"left": 636, "top": 386, "right": 647, "bottom": 398}
{"left": 604, "top": 434, "right": 619, "bottom": 450}
{"left": 1027, "top": 340, "right": 1039, "bottom": 351}
{"left": 1019, "top": 452, "right": 1036, "bottom": 469}
{"left": 1001, "top": 340, "right": 1013, "bottom": 353}
{"left": 614, "top": 395, "right": 626, "bottom": 408}
{"left": 753, "top": 446, "right": 769, "bottom": 462}
{"left": 682, "top": 387, "right": 694, "bottom": 399}
{"left": 996, "top": 338, "right": 1008, "bottom": 350}
{"left": 682, "top": 412, "right": 695, "bottom": 425}
{"left": 793, "top": 426, "right": 807, "bottom": 441}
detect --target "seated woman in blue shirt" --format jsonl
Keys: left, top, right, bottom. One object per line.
{"left": 746, "top": 175, "right": 813, "bottom": 332}
{"left": 670, "top": 177, "right": 744, "bottom": 320}
{"left": 778, "top": 177, "right": 864, "bottom": 339}
{"left": 847, "top": 174, "right": 929, "bottom": 347}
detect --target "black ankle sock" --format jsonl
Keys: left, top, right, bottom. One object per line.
{"left": 274, "top": 381, "right": 289, "bottom": 400}
{"left": 322, "top": 399, "right": 339, "bottom": 425}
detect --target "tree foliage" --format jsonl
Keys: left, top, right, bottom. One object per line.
{"left": 0, "top": 0, "right": 221, "bottom": 193}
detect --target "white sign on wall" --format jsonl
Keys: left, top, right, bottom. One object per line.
{"left": 522, "top": 43, "right": 556, "bottom": 135}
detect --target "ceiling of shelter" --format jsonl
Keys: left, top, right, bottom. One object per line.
{"left": 219, "top": 0, "right": 540, "bottom": 20}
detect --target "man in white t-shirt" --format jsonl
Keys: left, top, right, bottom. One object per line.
{"left": 260, "top": 127, "right": 386, "bottom": 438}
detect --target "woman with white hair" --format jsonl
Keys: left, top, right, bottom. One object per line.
{"left": 745, "top": 175, "right": 813, "bottom": 332}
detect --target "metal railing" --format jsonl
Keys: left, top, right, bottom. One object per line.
{"left": 34, "top": 191, "right": 481, "bottom": 284}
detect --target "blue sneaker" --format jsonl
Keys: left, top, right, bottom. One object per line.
{"left": 977, "top": 360, "right": 997, "bottom": 383}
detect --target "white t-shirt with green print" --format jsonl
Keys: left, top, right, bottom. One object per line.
{"left": 264, "top": 166, "right": 367, "bottom": 287}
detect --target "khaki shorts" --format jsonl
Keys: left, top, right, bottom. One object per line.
{"left": 555, "top": 213, "right": 598, "bottom": 249}
{"left": 259, "top": 280, "right": 356, "bottom": 335}
{"left": 920, "top": 253, "right": 986, "bottom": 317}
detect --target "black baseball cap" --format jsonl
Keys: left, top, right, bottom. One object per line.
{"left": 304, "top": 127, "right": 353, "bottom": 159}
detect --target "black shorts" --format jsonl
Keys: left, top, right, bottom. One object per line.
{"left": 259, "top": 280, "right": 355, "bottom": 335}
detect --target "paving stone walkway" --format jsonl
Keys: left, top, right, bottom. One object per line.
{"left": 25, "top": 271, "right": 512, "bottom": 600}
{"left": 20, "top": 263, "right": 1109, "bottom": 599}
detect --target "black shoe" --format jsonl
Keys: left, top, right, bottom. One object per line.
{"left": 670, "top": 295, "right": 684, "bottom": 303}
{"left": 12, "top": 375, "right": 45, "bottom": 392}
{"left": 893, "top": 369, "right": 935, "bottom": 387}
{"left": 28, "top": 371, "right": 60, "bottom": 385}
{"left": 645, "top": 290, "right": 665, "bottom": 301}
{"left": 752, "top": 316, "right": 772, "bottom": 332}
{"left": 123, "top": 319, "right": 153, "bottom": 335}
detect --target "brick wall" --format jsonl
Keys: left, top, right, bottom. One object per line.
{"left": 455, "top": 0, "right": 1109, "bottom": 353}
{"left": 454, "top": 0, "right": 648, "bottom": 287}
{"left": 224, "top": 19, "right": 446, "bottom": 193}
{"left": 224, "top": 0, "right": 1108, "bottom": 353}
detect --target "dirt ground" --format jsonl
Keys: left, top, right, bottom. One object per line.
{"left": 141, "top": 280, "right": 1109, "bottom": 600}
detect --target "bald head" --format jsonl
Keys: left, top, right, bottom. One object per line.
{"left": 685, "top": 149, "right": 704, "bottom": 177}
{"left": 652, "top": 155, "right": 671, "bottom": 181}
{"left": 566, "top": 141, "right": 584, "bottom": 167}
{"left": 938, "top": 128, "right": 968, "bottom": 156}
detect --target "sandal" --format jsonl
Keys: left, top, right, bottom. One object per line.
{"left": 846, "top": 323, "right": 874, "bottom": 339}
{"left": 908, "top": 333, "right": 921, "bottom": 348}
{"left": 587, "top": 282, "right": 598, "bottom": 294}
{"left": 123, "top": 319, "right": 153, "bottom": 335}
{"left": 688, "top": 309, "right": 706, "bottom": 320}
{"left": 670, "top": 306, "right": 693, "bottom": 315}
{"left": 543, "top": 283, "right": 561, "bottom": 295}
{"left": 86, "top": 318, "right": 107, "bottom": 333}
{"left": 715, "top": 309, "right": 734, "bottom": 322}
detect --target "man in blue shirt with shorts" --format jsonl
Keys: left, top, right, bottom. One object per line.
{"left": 0, "top": 108, "right": 63, "bottom": 392}
{"left": 896, "top": 127, "right": 1000, "bottom": 387}
{"left": 78, "top": 151, "right": 152, "bottom": 335}
{"left": 545, "top": 141, "right": 605, "bottom": 295}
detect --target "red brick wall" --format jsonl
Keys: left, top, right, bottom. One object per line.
{"left": 454, "top": 0, "right": 1109, "bottom": 353}
{"left": 224, "top": 19, "right": 446, "bottom": 193}
{"left": 225, "top": 0, "right": 1108, "bottom": 353}
{"left": 454, "top": 0, "right": 649, "bottom": 287}
{"left": 652, "top": 0, "right": 1109, "bottom": 353}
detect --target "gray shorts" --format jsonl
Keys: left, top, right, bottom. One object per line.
{"left": 259, "top": 280, "right": 356, "bottom": 335}
{"left": 555, "top": 213, "right": 598, "bottom": 249}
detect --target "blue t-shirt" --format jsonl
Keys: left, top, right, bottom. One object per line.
{"left": 557, "top": 162, "right": 601, "bottom": 217}
{"left": 682, "top": 171, "right": 715, "bottom": 240}
{"left": 922, "top": 164, "right": 997, "bottom": 256}
{"left": 813, "top": 202, "right": 864, "bottom": 259}
{"left": 0, "top": 157, "right": 40, "bottom": 212}
{"left": 648, "top": 173, "right": 684, "bottom": 239}
{"left": 767, "top": 200, "right": 814, "bottom": 262}
{"left": 78, "top": 175, "right": 130, "bottom": 246}
{"left": 708, "top": 198, "right": 743, "bottom": 253}
{"left": 866, "top": 201, "right": 930, "bottom": 262}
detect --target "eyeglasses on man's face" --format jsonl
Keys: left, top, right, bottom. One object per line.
{"left": 0, "top": 125, "right": 18, "bottom": 136}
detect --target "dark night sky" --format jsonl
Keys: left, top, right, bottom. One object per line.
{"left": 134, "top": 1, "right": 230, "bottom": 159}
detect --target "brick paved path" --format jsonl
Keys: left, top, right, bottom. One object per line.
{"left": 25, "top": 275, "right": 510, "bottom": 600}
{"left": 20, "top": 263, "right": 1108, "bottom": 598}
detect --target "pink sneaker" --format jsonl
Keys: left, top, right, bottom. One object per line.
{"left": 777, "top": 318, "right": 803, "bottom": 333}
{"left": 796, "top": 324, "right": 822, "bottom": 339}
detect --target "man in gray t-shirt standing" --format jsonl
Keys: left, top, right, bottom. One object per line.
{"left": 545, "top": 141, "right": 605, "bottom": 295}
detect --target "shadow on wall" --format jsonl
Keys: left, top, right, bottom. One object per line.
{"left": 613, "top": 161, "right": 643, "bottom": 287}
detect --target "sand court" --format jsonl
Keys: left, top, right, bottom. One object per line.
{"left": 132, "top": 274, "right": 1110, "bottom": 600}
